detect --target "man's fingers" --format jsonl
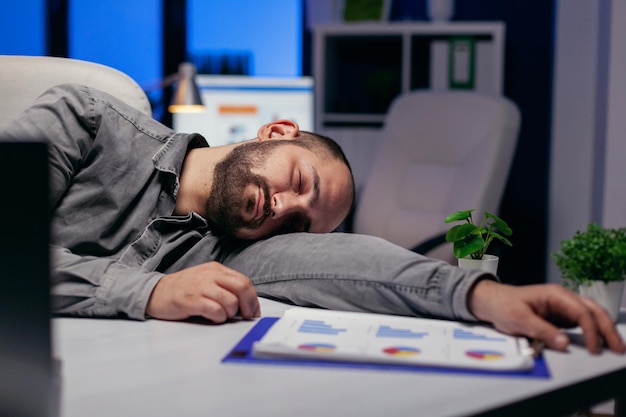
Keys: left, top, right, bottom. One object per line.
{"left": 469, "top": 281, "right": 626, "bottom": 355}
{"left": 540, "top": 290, "right": 604, "bottom": 354}
{"left": 579, "top": 297, "right": 626, "bottom": 353}
{"left": 192, "top": 299, "right": 229, "bottom": 323}
{"left": 530, "top": 322, "right": 570, "bottom": 352}
{"left": 545, "top": 288, "right": 624, "bottom": 354}
{"left": 188, "top": 286, "right": 256, "bottom": 323}
{"left": 535, "top": 288, "right": 624, "bottom": 354}
{"left": 504, "top": 313, "right": 571, "bottom": 352}
{"left": 199, "top": 285, "right": 241, "bottom": 320}
{"left": 215, "top": 272, "right": 259, "bottom": 320}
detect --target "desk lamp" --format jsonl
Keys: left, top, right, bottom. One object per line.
{"left": 168, "top": 62, "right": 205, "bottom": 113}
{"left": 144, "top": 62, "right": 205, "bottom": 114}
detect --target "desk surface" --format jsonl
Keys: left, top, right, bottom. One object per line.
{"left": 54, "top": 299, "right": 626, "bottom": 417}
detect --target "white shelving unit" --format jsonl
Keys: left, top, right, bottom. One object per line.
{"left": 313, "top": 21, "right": 505, "bottom": 131}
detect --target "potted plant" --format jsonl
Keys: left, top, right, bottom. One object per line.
{"left": 552, "top": 223, "right": 626, "bottom": 322}
{"left": 444, "top": 209, "right": 513, "bottom": 274}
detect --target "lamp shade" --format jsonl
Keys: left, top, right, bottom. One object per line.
{"left": 168, "top": 62, "right": 205, "bottom": 113}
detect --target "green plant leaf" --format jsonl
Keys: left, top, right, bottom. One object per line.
{"left": 551, "top": 222, "right": 626, "bottom": 285}
{"left": 445, "top": 209, "right": 513, "bottom": 259}
{"left": 453, "top": 235, "right": 485, "bottom": 259}
{"left": 488, "top": 231, "right": 513, "bottom": 247}
{"left": 484, "top": 212, "right": 512, "bottom": 235}
{"left": 445, "top": 223, "right": 478, "bottom": 243}
{"left": 444, "top": 209, "right": 474, "bottom": 224}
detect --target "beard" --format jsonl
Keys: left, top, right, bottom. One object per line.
{"left": 206, "top": 141, "right": 275, "bottom": 237}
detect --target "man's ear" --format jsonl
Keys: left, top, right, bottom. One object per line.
{"left": 257, "top": 119, "right": 299, "bottom": 141}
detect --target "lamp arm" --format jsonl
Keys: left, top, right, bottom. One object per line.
{"left": 141, "top": 72, "right": 180, "bottom": 94}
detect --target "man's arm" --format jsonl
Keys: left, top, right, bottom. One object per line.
{"left": 52, "top": 245, "right": 260, "bottom": 321}
{"left": 220, "top": 232, "right": 494, "bottom": 321}
{"left": 219, "top": 232, "right": 625, "bottom": 354}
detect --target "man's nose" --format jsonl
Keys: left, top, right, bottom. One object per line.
{"left": 271, "top": 191, "right": 305, "bottom": 218}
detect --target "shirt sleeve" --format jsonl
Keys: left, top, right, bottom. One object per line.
{"left": 221, "top": 232, "right": 500, "bottom": 322}
{"left": 4, "top": 84, "right": 162, "bottom": 320}
{"left": 50, "top": 245, "right": 163, "bottom": 320}
{"left": 5, "top": 83, "right": 105, "bottom": 209}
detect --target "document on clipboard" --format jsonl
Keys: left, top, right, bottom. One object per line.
{"left": 252, "top": 307, "right": 535, "bottom": 371}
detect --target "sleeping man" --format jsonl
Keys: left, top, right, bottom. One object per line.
{"left": 4, "top": 83, "right": 624, "bottom": 355}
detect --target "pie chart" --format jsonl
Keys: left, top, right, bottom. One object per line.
{"left": 298, "top": 343, "right": 336, "bottom": 353}
{"left": 465, "top": 349, "right": 504, "bottom": 360}
{"left": 383, "top": 346, "right": 421, "bottom": 356}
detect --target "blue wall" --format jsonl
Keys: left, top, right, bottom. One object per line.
{"left": 188, "top": 0, "right": 302, "bottom": 76}
{"left": 69, "top": 0, "right": 162, "bottom": 88}
{"left": 0, "top": 0, "right": 302, "bottom": 85}
{"left": 0, "top": 0, "right": 46, "bottom": 56}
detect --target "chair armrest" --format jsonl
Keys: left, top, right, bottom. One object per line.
{"left": 410, "top": 232, "right": 447, "bottom": 255}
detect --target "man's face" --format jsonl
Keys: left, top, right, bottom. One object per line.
{"left": 207, "top": 141, "right": 353, "bottom": 240}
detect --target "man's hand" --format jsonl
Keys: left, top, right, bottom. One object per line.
{"left": 146, "top": 261, "right": 261, "bottom": 323}
{"left": 468, "top": 280, "right": 626, "bottom": 354}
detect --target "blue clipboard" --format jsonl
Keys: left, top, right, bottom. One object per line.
{"left": 222, "top": 317, "right": 551, "bottom": 379}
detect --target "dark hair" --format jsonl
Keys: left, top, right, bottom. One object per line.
{"left": 294, "top": 130, "right": 355, "bottom": 207}
{"left": 295, "top": 131, "right": 352, "bottom": 167}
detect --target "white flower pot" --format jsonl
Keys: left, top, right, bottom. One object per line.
{"left": 457, "top": 254, "right": 499, "bottom": 275}
{"left": 577, "top": 280, "right": 625, "bottom": 322}
{"left": 427, "top": 0, "right": 455, "bottom": 22}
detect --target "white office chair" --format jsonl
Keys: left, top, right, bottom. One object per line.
{"left": 0, "top": 55, "right": 151, "bottom": 132}
{"left": 351, "top": 89, "right": 521, "bottom": 264}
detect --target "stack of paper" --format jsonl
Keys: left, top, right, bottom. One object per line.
{"left": 252, "top": 307, "right": 535, "bottom": 371}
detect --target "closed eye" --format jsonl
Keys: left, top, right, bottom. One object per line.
{"left": 298, "top": 170, "right": 302, "bottom": 194}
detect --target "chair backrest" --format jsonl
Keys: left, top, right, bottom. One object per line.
{"left": 353, "top": 89, "right": 521, "bottom": 263}
{"left": 0, "top": 55, "right": 152, "bottom": 132}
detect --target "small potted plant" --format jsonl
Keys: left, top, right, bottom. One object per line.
{"left": 552, "top": 223, "right": 626, "bottom": 322}
{"left": 444, "top": 209, "right": 513, "bottom": 274}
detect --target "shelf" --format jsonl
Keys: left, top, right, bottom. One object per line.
{"left": 313, "top": 22, "right": 505, "bottom": 131}
{"left": 320, "top": 113, "right": 386, "bottom": 128}
{"left": 313, "top": 21, "right": 505, "bottom": 34}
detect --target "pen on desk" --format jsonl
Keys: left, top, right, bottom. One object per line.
{"left": 530, "top": 338, "right": 546, "bottom": 358}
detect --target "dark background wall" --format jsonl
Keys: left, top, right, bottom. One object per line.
{"left": 443, "top": 1, "right": 555, "bottom": 286}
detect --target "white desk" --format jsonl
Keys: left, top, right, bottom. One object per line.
{"left": 53, "top": 299, "right": 626, "bottom": 417}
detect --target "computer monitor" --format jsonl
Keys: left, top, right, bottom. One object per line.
{"left": 172, "top": 75, "right": 314, "bottom": 146}
{"left": 0, "top": 139, "right": 56, "bottom": 417}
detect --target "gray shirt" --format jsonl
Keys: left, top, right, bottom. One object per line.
{"left": 5, "top": 83, "right": 493, "bottom": 322}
